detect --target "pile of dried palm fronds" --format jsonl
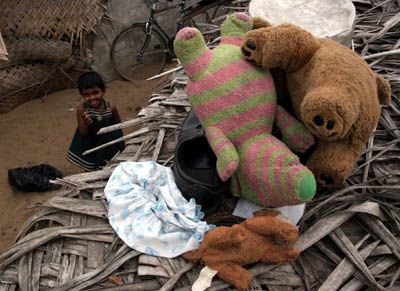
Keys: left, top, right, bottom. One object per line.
{"left": 0, "top": 0, "right": 107, "bottom": 113}
{"left": 0, "top": 33, "right": 7, "bottom": 62}
{"left": 1, "top": 0, "right": 400, "bottom": 290}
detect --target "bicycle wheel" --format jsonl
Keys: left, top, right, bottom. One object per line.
{"left": 111, "top": 24, "right": 168, "bottom": 81}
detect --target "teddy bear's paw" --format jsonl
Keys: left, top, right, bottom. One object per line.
{"left": 277, "top": 227, "right": 299, "bottom": 245}
{"left": 307, "top": 161, "right": 345, "bottom": 188}
{"left": 285, "top": 248, "right": 301, "bottom": 261}
{"left": 182, "top": 249, "right": 202, "bottom": 262}
{"left": 241, "top": 36, "right": 262, "bottom": 65}
{"left": 240, "top": 28, "right": 268, "bottom": 66}
{"left": 306, "top": 145, "right": 355, "bottom": 188}
{"left": 315, "top": 169, "right": 344, "bottom": 188}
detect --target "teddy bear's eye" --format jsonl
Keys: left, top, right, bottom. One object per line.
{"left": 313, "top": 115, "right": 324, "bottom": 126}
{"left": 246, "top": 40, "right": 256, "bottom": 50}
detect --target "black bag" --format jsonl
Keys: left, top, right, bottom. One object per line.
{"left": 8, "top": 164, "right": 63, "bottom": 192}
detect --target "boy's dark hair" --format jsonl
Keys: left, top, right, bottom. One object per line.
{"left": 77, "top": 71, "right": 106, "bottom": 94}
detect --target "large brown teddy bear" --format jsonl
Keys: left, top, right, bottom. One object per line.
{"left": 183, "top": 209, "right": 300, "bottom": 291}
{"left": 240, "top": 23, "right": 392, "bottom": 187}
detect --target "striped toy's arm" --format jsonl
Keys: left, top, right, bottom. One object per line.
{"left": 275, "top": 105, "right": 314, "bottom": 153}
{"left": 204, "top": 125, "right": 239, "bottom": 181}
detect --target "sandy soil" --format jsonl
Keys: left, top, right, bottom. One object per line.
{"left": 0, "top": 78, "right": 165, "bottom": 254}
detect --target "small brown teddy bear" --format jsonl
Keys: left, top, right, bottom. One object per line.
{"left": 241, "top": 23, "right": 392, "bottom": 187}
{"left": 183, "top": 210, "right": 300, "bottom": 291}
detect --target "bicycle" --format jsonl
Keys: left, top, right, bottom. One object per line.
{"left": 110, "top": 0, "right": 230, "bottom": 81}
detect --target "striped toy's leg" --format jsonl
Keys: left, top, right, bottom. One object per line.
{"left": 275, "top": 105, "right": 314, "bottom": 153}
{"left": 238, "top": 133, "right": 316, "bottom": 206}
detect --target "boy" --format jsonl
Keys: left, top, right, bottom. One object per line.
{"left": 67, "top": 71, "right": 125, "bottom": 171}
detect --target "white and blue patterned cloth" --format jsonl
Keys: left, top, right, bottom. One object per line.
{"left": 104, "top": 161, "right": 213, "bottom": 258}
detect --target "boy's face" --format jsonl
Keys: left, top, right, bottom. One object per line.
{"left": 81, "top": 87, "right": 105, "bottom": 109}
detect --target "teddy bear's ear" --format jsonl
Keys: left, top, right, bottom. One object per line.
{"left": 251, "top": 17, "right": 271, "bottom": 29}
{"left": 376, "top": 74, "right": 392, "bottom": 105}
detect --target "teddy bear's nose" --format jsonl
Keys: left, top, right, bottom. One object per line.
{"left": 313, "top": 115, "right": 324, "bottom": 126}
{"left": 326, "top": 119, "right": 335, "bottom": 130}
{"left": 246, "top": 40, "right": 256, "bottom": 50}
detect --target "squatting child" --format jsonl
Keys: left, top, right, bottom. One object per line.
{"left": 67, "top": 71, "right": 125, "bottom": 171}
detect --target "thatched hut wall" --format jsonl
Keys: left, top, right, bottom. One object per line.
{"left": 0, "top": 0, "right": 107, "bottom": 113}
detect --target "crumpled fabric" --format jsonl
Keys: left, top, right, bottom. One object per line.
{"left": 104, "top": 161, "right": 213, "bottom": 258}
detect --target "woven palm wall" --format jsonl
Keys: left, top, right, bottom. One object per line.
{"left": 0, "top": 0, "right": 107, "bottom": 113}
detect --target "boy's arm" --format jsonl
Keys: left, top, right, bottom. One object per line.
{"left": 111, "top": 104, "right": 122, "bottom": 123}
{"left": 77, "top": 104, "right": 92, "bottom": 136}
{"left": 275, "top": 105, "right": 314, "bottom": 153}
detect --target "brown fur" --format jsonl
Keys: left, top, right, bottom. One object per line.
{"left": 183, "top": 210, "right": 300, "bottom": 291}
{"left": 251, "top": 17, "right": 271, "bottom": 29}
{"left": 241, "top": 24, "right": 392, "bottom": 187}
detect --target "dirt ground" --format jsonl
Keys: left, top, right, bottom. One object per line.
{"left": 0, "top": 78, "right": 165, "bottom": 254}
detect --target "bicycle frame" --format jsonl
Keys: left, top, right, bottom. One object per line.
{"left": 144, "top": 0, "right": 187, "bottom": 43}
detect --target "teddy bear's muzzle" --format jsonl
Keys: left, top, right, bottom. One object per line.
{"left": 303, "top": 109, "right": 346, "bottom": 141}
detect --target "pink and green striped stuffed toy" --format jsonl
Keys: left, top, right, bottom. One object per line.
{"left": 173, "top": 13, "right": 317, "bottom": 207}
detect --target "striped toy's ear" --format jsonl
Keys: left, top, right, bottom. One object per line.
{"left": 174, "top": 27, "right": 212, "bottom": 78}
{"left": 174, "top": 27, "right": 210, "bottom": 65}
{"left": 221, "top": 13, "right": 253, "bottom": 38}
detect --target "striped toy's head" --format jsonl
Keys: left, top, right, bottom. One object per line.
{"left": 174, "top": 13, "right": 254, "bottom": 78}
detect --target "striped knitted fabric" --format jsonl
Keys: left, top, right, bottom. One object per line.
{"left": 174, "top": 13, "right": 317, "bottom": 207}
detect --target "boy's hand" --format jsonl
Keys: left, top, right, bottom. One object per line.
{"left": 83, "top": 111, "right": 93, "bottom": 125}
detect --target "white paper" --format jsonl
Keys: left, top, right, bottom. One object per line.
{"left": 233, "top": 198, "right": 305, "bottom": 225}
{"left": 192, "top": 266, "right": 218, "bottom": 291}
